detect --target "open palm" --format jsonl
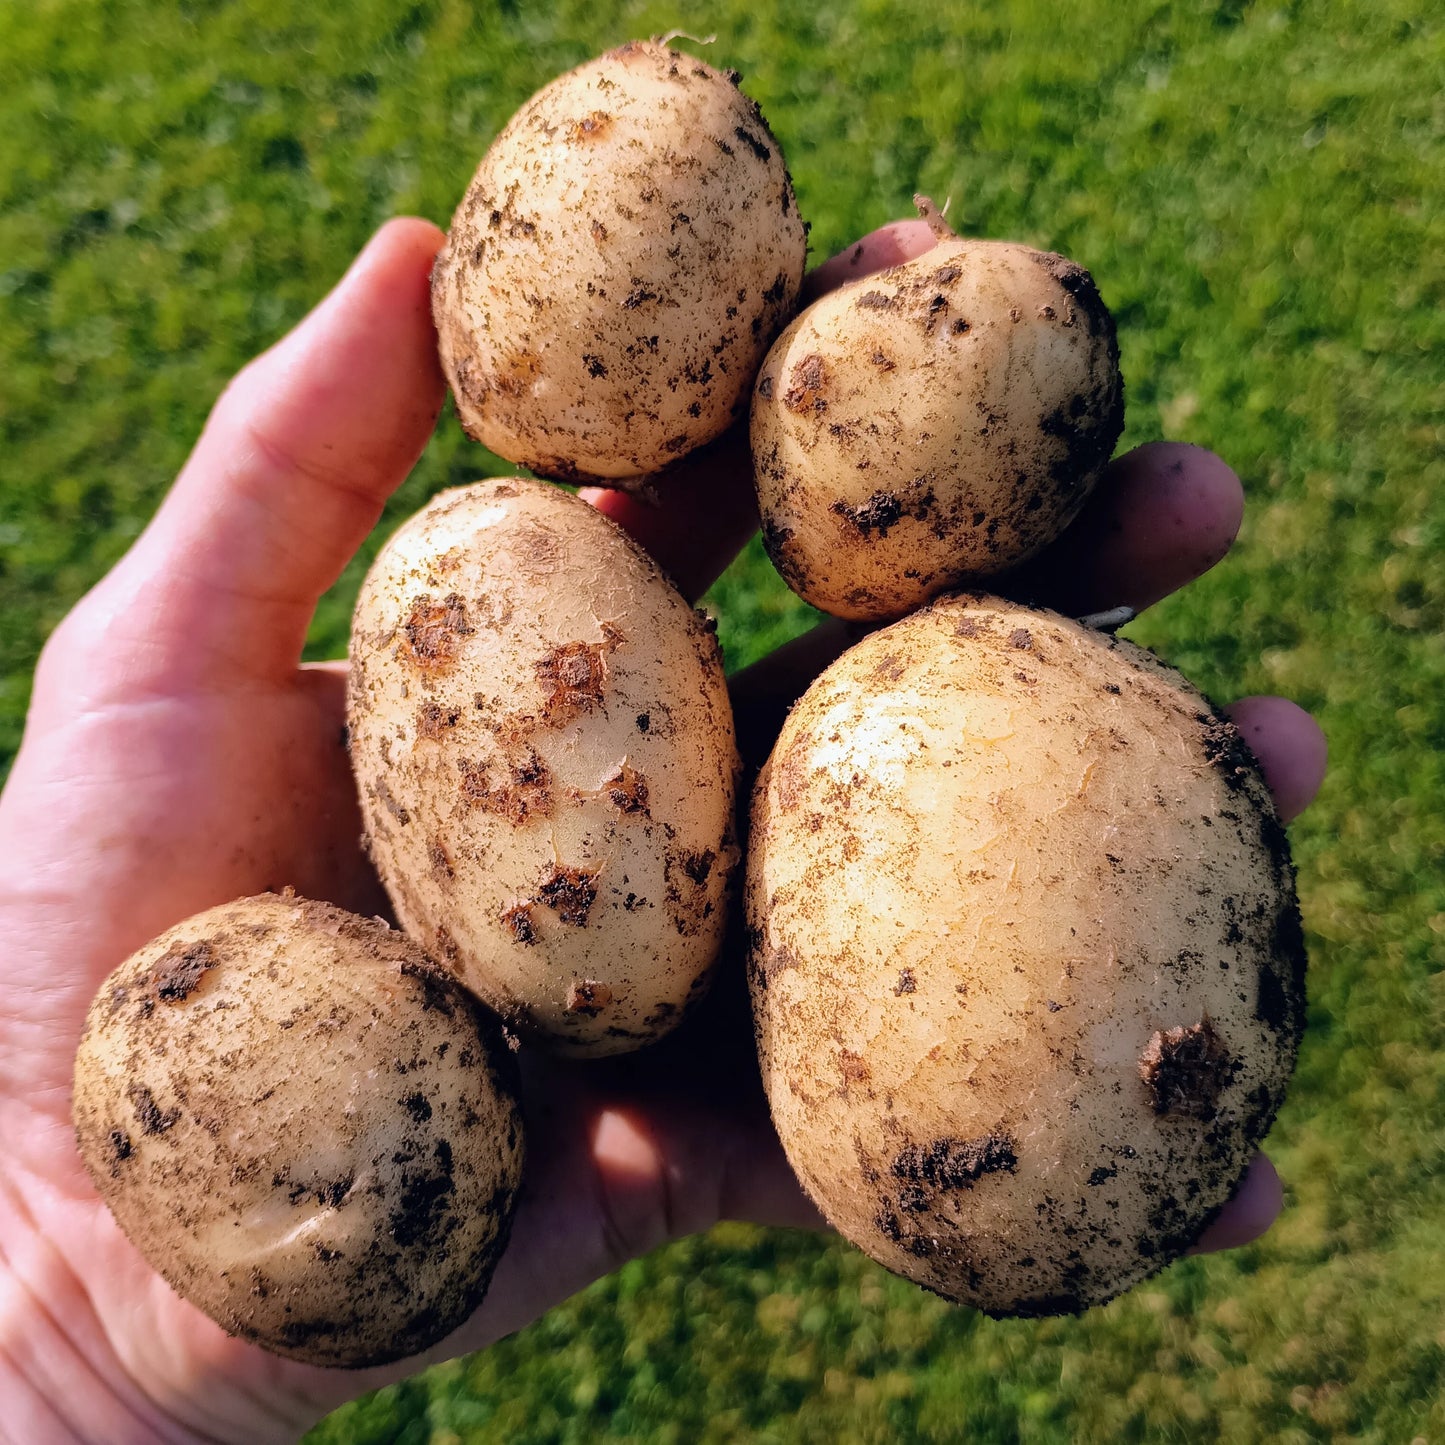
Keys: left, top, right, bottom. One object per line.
{"left": 0, "top": 219, "right": 1325, "bottom": 1443}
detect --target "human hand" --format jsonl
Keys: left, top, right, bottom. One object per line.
{"left": 0, "top": 217, "right": 1326, "bottom": 1443}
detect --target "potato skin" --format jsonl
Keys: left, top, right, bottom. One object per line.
{"left": 751, "top": 240, "right": 1123, "bottom": 620}
{"left": 72, "top": 893, "right": 524, "bottom": 1368}
{"left": 747, "top": 595, "right": 1305, "bottom": 1315}
{"left": 348, "top": 478, "right": 741, "bottom": 1056}
{"left": 432, "top": 40, "right": 807, "bottom": 485}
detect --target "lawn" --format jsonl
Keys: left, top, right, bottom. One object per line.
{"left": 2, "top": 0, "right": 1442, "bottom": 1440}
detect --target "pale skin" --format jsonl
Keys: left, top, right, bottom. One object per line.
{"left": 0, "top": 217, "right": 1328, "bottom": 1444}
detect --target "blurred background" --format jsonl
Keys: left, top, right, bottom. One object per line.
{"left": 2, "top": 1, "right": 1441, "bottom": 1439}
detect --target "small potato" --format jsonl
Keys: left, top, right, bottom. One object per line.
{"left": 747, "top": 595, "right": 1305, "bottom": 1315}
{"left": 348, "top": 477, "right": 740, "bottom": 1056}
{"left": 72, "top": 892, "right": 524, "bottom": 1368}
{"left": 751, "top": 214, "right": 1123, "bottom": 620}
{"left": 432, "top": 39, "right": 807, "bottom": 484}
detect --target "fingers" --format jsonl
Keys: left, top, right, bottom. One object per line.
{"left": 581, "top": 218, "right": 944, "bottom": 602}
{"left": 1226, "top": 696, "right": 1328, "bottom": 823}
{"left": 111, "top": 219, "right": 447, "bottom": 683}
{"left": 587, "top": 1100, "right": 824, "bottom": 1248}
{"left": 1004, "top": 442, "right": 1245, "bottom": 615}
{"left": 730, "top": 617, "right": 862, "bottom": 771}
{"left": 800, "top": 218, "right": 939, "bottom": 302}
{"left": 580, "top": 428, "right": 760, "bottom": 604}
{"left": 1191, "top": 1154, "right": 1283, "bottom": 1253}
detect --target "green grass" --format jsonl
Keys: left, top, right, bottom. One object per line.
{"left": 3, "top": 0, "right": 1442, "bottom": 1439}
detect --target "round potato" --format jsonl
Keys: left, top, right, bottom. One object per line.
{"left": 751, "top": 219, "right": 1123, "bottom": 620}
{"left": 72, "top": 892, "right": 524, "bottom": 1368}
{"left": 747, "top": 595, "right": 1305, "bottom": 1315}
{"left": 432, "top": 39, "right": 807, "bottom": 484}
{"left": 348, "top": 477, "right": 741, "bottom": 1056}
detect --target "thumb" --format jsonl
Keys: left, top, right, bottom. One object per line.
{"left": 53, "top": 219, "right": 447, "bottom": 697}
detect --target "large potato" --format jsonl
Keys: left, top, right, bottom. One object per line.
{"left": 747, "top": 595, "right": 1305, "bottom": 1314}
{"left": 72, "top": 892, "right": 524, "bottom": 1368}
{"left": 432, "top": 39, "right": 807, "bottom": 484}
{"left": 751, "top": 225, "right": 1122, "bottom": 620}
{"left": 348, "top": 478, "right": 740, "bottom": 1055}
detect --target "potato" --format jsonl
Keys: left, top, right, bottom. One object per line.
{"left": 71, "top": 892, "right": 524, "bottom": 1368}
{"left": 747, "top": 595, "right": 1305, "bottom": 1314}
{"left": 348, "top": 477, "right": 740, "bottom": 1056}
{"left": 751, "top": 207, "right": 1123, "bottom": 620}
{"left": 431, "top": 39, "right": 807, "bottom": 485}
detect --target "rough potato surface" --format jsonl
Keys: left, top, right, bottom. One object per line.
{"left": 348, "top": 478, "right": 741, "bottom": 1055}
{"left": 747, "top": 595, "right": 1305, "bottom": 1314}
{"left": 432, "top": 39, "right": 807, "bottom": 484}
{"left": 72, "top": 893, "right": 524, "bottom": 1368}
{"left": 751, "top": 240, "right": 1123, "bottom": 619}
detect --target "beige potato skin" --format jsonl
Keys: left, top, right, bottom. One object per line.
{"left": 747, "top": 595, "right": 1305, "bottom": 1315}
{"left": 348, "top": 478, "right": 740, "bottom": 1056}
{"left": 432, "top": 40, "right": 807, "bottom": 485}
{"left": 751, "top": 240, "right": 1123, "bottom": 620}
{"left": 72, "top": 893, "right": 524, "bottom": 1368}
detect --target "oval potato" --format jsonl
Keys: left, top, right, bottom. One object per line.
{"left": 751, "top": 238, "right": 1123, "bottom": 620}
{"left": 348, "top": 477, "right": 741, "bottom": 1055}
{"left": 432, "top": 39, "right": 807, "bottom": 484}
{"left": 72, "top": 892, "right": 524, "bottom": 1368}
{"left": 747, "top": 595, "right": 1305, "bottom": 1314}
